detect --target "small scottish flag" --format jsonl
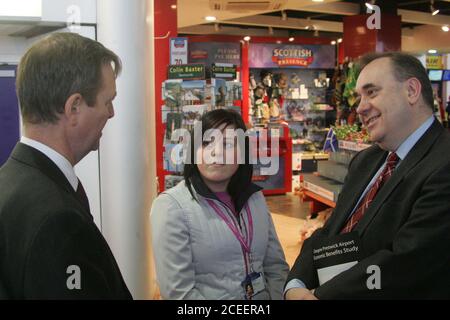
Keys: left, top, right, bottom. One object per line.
{"left": 323, "top": 128, "right": 338, "bottom": 152}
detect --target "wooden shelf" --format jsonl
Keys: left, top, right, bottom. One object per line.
{"left": 303, "top": 190, "right": 336, "bottom": 208}
{"left": 299, "top": 173, "right": 343, "bottom": 214}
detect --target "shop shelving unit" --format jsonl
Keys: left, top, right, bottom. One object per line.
{"left": 300, "top": 140, "right": 371, "bottom": 214}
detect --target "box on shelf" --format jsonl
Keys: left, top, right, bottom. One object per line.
{"left": 338, "top": 140, "right": 371, "bottom": 152}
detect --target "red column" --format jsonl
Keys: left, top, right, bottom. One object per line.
{"left": 154, "top": 0, "right": 177, "bottom": 192}
{"left": 241, "top": 41, "right": 249, "bottom": 124}
{"left": 343, "top": 14, "right": 401, "bottom": 59}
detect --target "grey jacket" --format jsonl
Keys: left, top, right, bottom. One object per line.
{"left": 150, "top": 179, "right": 289, "bottom": 300}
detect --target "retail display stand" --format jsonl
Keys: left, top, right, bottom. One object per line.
{"left": 251, "top": 124, "right": 292, "bottom": 195}
{"left": 301, "top": 140, "right": 371, "bottom": 214}
{"left": 161, "top": 76, "right": 243, "bottom": 190}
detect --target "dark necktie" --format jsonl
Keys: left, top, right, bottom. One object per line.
{"left": 341, "top": 152, "right": 400, "bottom": 233}
{"left": 76, "top": 178, "right": 91, "bottom": 212}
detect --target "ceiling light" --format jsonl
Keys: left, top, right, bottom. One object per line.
{"left": 170, "top": 4, "right": 177, "bottom": 9}
{"left": 365, "top": 0, "right": 376, "bottom": 11}
{"left": 281, "top": 10, "right": 287, "bottom": 21}
{"left": 442, "top": 25, "right": 450, "bottom": 32}
{"left": 289, "top": 37, "right": 295, "bottom": 42}
{"left": 244, "top": 36, "right": 251, "bottom": 41}
{"left": 312, "top": 0, "right": 324, "bottom": 2}
{"left": 337, "top": 38, "right": 343, "bottom": 43}
{"left": 205, "top": 16, "right": 217, "bottom": 21}
{"left": 331, "top": 40, "right": 337, "bottom": 45}
{"left": 430, "top": 0, "right": 439, "bottom": 15}
{"left": 276, "top": 40, "right": 282, "bottom": 44}
{"left": 304, "top": 17, "right": 313, "bottom": 30}
{"left": 428, "top": 49, "right": 437, "bottom": 54}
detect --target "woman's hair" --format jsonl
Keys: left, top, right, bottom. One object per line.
{"left": 183, "top": 108, "right": 253, "bottom": 204}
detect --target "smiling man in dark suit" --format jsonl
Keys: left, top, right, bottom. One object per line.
{"left": 0, "top": 33, "right": 132, "bottom": 299}
{"left": 286, "top": 52, "right": 450, "bottom": 299}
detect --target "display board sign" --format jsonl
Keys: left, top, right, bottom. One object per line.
{"left": 170, "top": 37, "right": 188, "bottom": 65}
{"left": 249, "top": 44, "right": 335, "bottom": 69}
{"left": 426, "top": 55, "right": 443, "bottom": 70}
{"left": 428, "top": 70, "right": 443, "bottom": 81}
{"left": 167, "top": 64, "right": 205, "bottom": 80}
{"left": 442, "top": 70, "right": 450, "bottom": 81}
{"left": 211, "top": 63, "right": 237, "bottom": 79}
{"left": 189, "top": 42, "right": 241, "bottom": 67}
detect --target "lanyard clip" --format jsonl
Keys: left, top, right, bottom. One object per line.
{"left": 248, "top": 252, "right": 255, "bottom": 272}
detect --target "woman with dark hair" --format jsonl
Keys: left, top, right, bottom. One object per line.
{"left": 150, "top": 109, "right": 288, "bottom": 300}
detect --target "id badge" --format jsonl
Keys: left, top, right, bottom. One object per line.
{"left": 241, "top": 272, "right": 265, "bottom": 300}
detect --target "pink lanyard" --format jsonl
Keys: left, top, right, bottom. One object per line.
{"left": 207, "top": 199, "right": 254, "bottom": 258}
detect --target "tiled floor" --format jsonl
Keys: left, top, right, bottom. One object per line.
{"left": 265, "top": 193, "right": 310, "bottom": 219}
{"left": 265, "top": 193, "right": 311, "bottom": 267}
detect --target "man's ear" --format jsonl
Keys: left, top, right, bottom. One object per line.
{"left": 64, "top": 93, "right": 83, "bottom": 124}
{"left": 406, "top": 77, "right": 422, "bottom": 106}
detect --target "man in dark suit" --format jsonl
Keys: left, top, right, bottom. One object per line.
{"left": 0, "top": 33, "right": 132, "bottom": 299}
{"left": 286, "top": 52, "right": 450, "bottom": 299}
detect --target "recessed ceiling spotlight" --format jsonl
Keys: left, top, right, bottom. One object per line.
{"left": 312, "top": 0, "right": 324, "bottom": 2}
{"left": 428, "top": 49, "right": 437, "bottom": 54}
{"left": 205, "top": 16, "right": 217, "bottom": 22}
{"left": 430, "top": 0, "right": 439, "bottom": 15}
{"left": 244, "top": 36, "right": 251, "bottom": 41}
{"left": 331, "top": 40, "right": 337, "bottom": 45}
{"left": 442, "top": 25, "right": 449, "bottom": 32}
{"left": 365, "top": 0, "right": 376, "bottom": 11}
{"left": 289, "top": 37, "right": 295, "bottom": 42}
{"left": 276, "top": 40, "right": 282, "bottom": 44}
{"left": 337, "top": 38, "right": 343, "bottom": 43}
{"left": 171, "top": 4, "right": 177, "bottom": 9}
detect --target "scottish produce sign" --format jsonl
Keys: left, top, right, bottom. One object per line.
{"left": 249, "top": 44, "right": 335, "bottom": 69}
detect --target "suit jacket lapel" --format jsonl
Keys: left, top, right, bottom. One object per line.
{"left": 355, "top": 120, "right": 443, "bottom": 235}
{"left": 328, "top": 147, "right": 388, "bottom": 235}
{"left": 10, "top": 143, "right": 93, "bottom": 220}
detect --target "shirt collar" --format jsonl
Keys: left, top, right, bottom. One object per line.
{"left": 20, "top": 136, "right": 78, "bottom": 191}
{"left": 394, "top": 116, "right": 435, "bottom": 161}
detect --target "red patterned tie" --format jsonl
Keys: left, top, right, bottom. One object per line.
{"left": 341, "top": 152, "right": 399, "bottom": 233}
